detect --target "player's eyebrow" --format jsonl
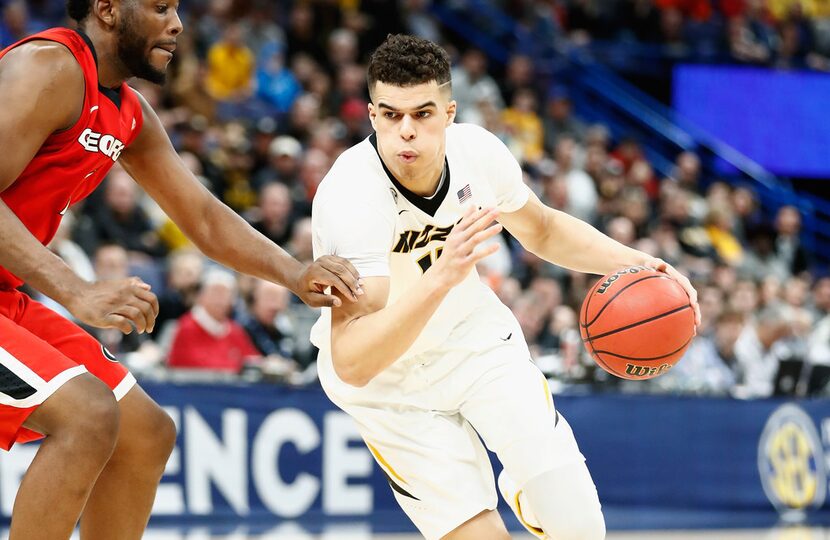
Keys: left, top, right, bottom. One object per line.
{"left": 377, "top": 101, "right": 437, "bottom": 112}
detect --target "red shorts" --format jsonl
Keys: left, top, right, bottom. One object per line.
{"left": 0, "top": 288, "right": 135, "bottom": 450}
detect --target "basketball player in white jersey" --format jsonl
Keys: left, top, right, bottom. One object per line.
{"left": 311, "top": 35, "right": 700, "bottom": 540}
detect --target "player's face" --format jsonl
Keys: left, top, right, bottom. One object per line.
{"left": 369, "top": 81, "right": 456, "bottom": 186}
{"left": 116, "top": 0, "right": 182, "bottom": 84}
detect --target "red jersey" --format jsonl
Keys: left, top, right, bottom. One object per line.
{"left": 0, "top": 28, "right": 144, "bottom": 288}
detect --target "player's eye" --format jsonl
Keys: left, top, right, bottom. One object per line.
{"left": 156, "top": 4, "right": 168, "bottom": 13}
{"left": 384, "top": 112, "right": 399, "bottom": 120}
{"left": 416, "top": 111, "right": 431, "bottom": 119}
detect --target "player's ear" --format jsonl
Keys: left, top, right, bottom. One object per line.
{"left": 95, "top": 0, "right": 117, "bottom": 27}
{"left": 446, "top": 100, "right": 457, "bottom": 126}
{"left": 368, "top": 102, "right": 378, "bottom": 130}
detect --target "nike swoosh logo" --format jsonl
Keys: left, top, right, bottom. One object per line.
{"left": 89, "top": 106, "right": 99, "bottom": 113}
{"left": 500, "top": 332, "right": 512, "bottom": 341}
{"left": 398, "top": 209, "right": 408, "bottom": 215}
{"left": 58, "top": 199, "right": 70, "bottom": 215}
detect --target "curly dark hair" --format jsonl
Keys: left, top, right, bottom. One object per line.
{"left": 67, "top": 0, "right": 92, "bottom": 23}
{"left": 367, "top": 34, "right": 451, "bottom": 99}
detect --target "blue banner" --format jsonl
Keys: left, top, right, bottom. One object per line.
{"left": 1, "top": 382, "right": 828, "bottom": 531}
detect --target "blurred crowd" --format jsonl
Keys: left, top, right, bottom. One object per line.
{"left": 501, "top": 0, "right": 830, "bottom": 71}
{"left": 2, "top": 0, "right": 828, "bottom": 399}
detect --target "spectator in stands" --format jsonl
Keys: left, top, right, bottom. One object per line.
{"left": 810, "top": 276, "right": 830, "bottom": 319}
{"left": 255, "top": 41, "right": 302, "bottom": 115}
{"left": 156, "top": 249, "right": 205, "bottom": 334}
{"left": 660, "top": 186, "right": 716, "bottom": 260}
{"left": 286, "top": 93, "right": 322, "bottom": 144}
{"left": 326, "top": 28, "right": 360, "bottom": 76}
{"left": 205, "top": 22, "right": 255, "bottom": 104}
{"left": 93, "top": 244, "right": 145, "bottom": 355}
{"left": 168, "top": 32, "right": 216, "bottom": 120}
{"left": 704, "top": 206, "right": 744, "bottom": 266}
{"left": 502, "top": 88, "right": 545, "bottom": 164}
{"left": 731, "top": 185, "right": 763, "bottom": 243}
{"left": 500, "top": 53, "right": 536, "bottom": 105}
{"left": 727, "top": 7, "right": 774, "bottom": 64}
{"left": 451, "top": 49, "right": 504, "bottom": 125}
{"left": 167, "top": 269, "right": 260, "bottom": 373}
{"left": 774, "top": 205, "right": 811, "bottom": 276}
{"left": 253, "top": 135, "right": 303, "bottom": 192}
{"left": 742, "top": 223, "right": 790, "bottom": 281}
{"left": 0, "top": 0, "right": 44, "bottom": 47}
{"left": 88, "top": 167, "right": 167, "bottom": 260}
{"left": 246, "top": 182, "right": 296, "bottom": 248}
{"left": 401, "top": 0, "right": 443, "bottom": 42}
{"left": 48, "top": 211, "right": 95, "bottom": 284}
{"left": 553, "top": 135, "right": 598, "bottom": 222}
{"left": 241, "top": 279, "right": 300, "bottom": 371}
{"left": 733, "top": 305, "right": 792, "bottom": 398}
{"left": 285, "top": 4, "right": 327, "bottom": 66}
{"left": 543, "top": 85, "right": 587, "bottom": 153}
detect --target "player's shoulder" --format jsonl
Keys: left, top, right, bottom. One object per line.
{"left": 446, "top": 122, "right": 515, "bottom": 167}
{"left": 0, "top": 39, "right": 83, "bottom": 101}
{"left": 446, "top": 122, "right": 502, "bottom": 146}
{"left": 315, "top": 138, "right": 391, "bottom": 206}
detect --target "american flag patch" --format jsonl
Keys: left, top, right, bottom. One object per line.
{"left": 457, "top": 184, "right": 472, "bottom": 203}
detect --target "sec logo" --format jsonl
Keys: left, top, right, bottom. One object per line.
{"left": 758, "top": 404, "right": 826, "bottom": 517}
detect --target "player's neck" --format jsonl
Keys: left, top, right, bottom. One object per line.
{"left": 83, "top": 26, "right": 132, "bottom": 88}
{"left": 388, "top": 156, "right": 446, "bottom": 197}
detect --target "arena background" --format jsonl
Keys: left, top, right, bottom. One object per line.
{"left": 2, "top": 0, "right": 830, "bottom": 538}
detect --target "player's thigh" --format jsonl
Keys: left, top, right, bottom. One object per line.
{"left": 15, "top": 293, "right": 135, "bottom": 399}
{"left": 460, "top": 352, "right": 584, "bottom": 487}
{"left": 0, "top": 313, "right": 88, "bottom": 449}
{"left": 345, "top": 403, "right": 501, "bottom": 540}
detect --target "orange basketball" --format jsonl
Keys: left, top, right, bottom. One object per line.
{"left": 579, "top": 266, "right": 695, "bottom": 380}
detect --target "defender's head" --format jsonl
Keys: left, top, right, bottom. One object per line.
{"left": 367, "top": 34, "right": 456, "bottom": 185}
{"left": 67, "top": 0, "right": 182, "bottom": 84}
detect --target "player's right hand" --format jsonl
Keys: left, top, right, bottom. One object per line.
{"left": 428, "top": 205, "right": 502, "bottom": 289}
{"left": 68, "top": 278, "right": 160, "bottom": 334}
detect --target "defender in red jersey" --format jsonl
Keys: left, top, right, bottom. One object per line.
{"left": 0, "top": 1, "right": 363, "bottom": 539}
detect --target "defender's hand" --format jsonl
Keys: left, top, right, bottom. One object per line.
{"left": 644, "top": 258, "right": 701, "bottom": 326}
{"left": 428, "top": 206, "right": 502, "bottom": 290}
{"left": 296, "top": 255, "right": 362, "bottom": 308}
{"left": 68, "top": 278, "right": 159, "bottom": 334}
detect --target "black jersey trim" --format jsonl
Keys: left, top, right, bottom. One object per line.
{"left": 74, "top": 29, "right": 122, "bottom": 110}
{"left": 369, "top": 133, "right": 449, "bottom": 217}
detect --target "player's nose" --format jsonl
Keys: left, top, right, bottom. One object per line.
{"left": 399, "top": 116, "right": 416, "bottom": 140}
{"left": 168, "top": 9, "right": 183, "bottom": 36}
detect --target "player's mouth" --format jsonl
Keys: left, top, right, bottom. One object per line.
{"left": 398, "top": 151, "right": 418, "bottom": 164}
{"left": 153, "top": 42, "right": 177, "bottom": 58}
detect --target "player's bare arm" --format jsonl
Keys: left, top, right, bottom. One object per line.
{"left": 499, "top": 190, "right": 700, "bottom": 324}
{"left": 120, "top": 92, "right": 361, "bottom": 308}
{"left": 330, "top": 206, "right": 501, "bottom": 387}
{"left": 0, "top": 41, "right": 158, "bottom": 334}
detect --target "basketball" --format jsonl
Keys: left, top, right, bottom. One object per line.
{"left": 579, "top": 266, "right": 695, "bottom": 380}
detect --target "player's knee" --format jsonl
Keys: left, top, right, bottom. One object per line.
{"left": 61, "top": 379, "right": 120, "bottom": 458}
{"left": 146, "top": 405, "right": 177, "bottom": 462}
{"left": 119, "top": 400, "right": 177, "bottom": 469}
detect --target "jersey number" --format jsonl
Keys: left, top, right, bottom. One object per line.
{"left": 416, "top": 247, "right": 444, "bottom": 273}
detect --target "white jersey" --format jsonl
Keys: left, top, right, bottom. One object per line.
{"left": 310, "top": 122, "right": 531, "bottom": 366}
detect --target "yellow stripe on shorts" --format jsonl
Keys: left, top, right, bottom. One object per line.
{"left": 365, "top": 441, "right": 409, "bottom": 486}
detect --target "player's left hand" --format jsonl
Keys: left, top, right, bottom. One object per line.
{"left": 295, "top": 255, "right": 363, "bottom": 308}
{"left": 643, "top": 258, "right": 701, "bottom": 327}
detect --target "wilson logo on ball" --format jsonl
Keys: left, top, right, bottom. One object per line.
{"left": 596, "top": 266, "right": 648, "bottom": 294}
{"left": 625, "top": 363, "right": 672, "bottom": 378}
